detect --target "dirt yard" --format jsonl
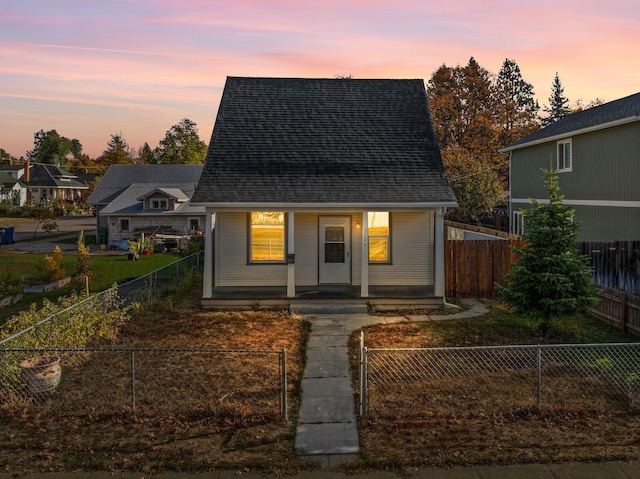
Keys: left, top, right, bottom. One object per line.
{"left": 349, "top": 316, "right": 640, "bottom": 471}
{"left": 0, "top": 308, "right": 313, "bottom": 475}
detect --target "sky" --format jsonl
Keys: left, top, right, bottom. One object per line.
{"left": 1, "top": 0, "right": 639, "bottom": 160}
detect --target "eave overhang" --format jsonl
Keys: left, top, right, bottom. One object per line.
{"left": 499, "top": 116, "right": 640, "bottom": 153}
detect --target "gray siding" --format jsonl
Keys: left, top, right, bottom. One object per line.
{"left": 510, "top": 122, "right": 640, "bottom": 241}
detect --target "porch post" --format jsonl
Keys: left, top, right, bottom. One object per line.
{"left": 434, "top": 208, "right": 445, "bottom": 297}
{"left": 287, "top": 212, "right": 295, "bottom": 298}
{"left": 361, "top": 211, "right": 369, "bottom": 298}
{"left": 202, "top": 210, "right": 214, "bottom": 299}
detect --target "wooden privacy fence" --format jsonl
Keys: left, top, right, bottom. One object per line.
{"left": 591, "top": 287, "right": 640, "bottom": 336}
{"left": 577, "top": 241, "right": 640, "bottom": 295}
{"left": 445, "top": 239, "right": 526, "bottom": 298}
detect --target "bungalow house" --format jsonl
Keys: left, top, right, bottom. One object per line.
{"left": 87, "top": 164, "right": 205, "bottom": 248}
{"left": 0, "top": 170, "right": 28, "bottom": 206}
{"left": 501, "top": 92, "right": 640, "bottom": 241}
{"left": 191, "top": 77, "right": 457, "bottom": 309}
{"left": 18, "top": 163, "right": 88, "bottom": 204}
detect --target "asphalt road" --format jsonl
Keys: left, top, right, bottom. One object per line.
{"left": 0, "top": 215, "right": 97, "bottom": 253}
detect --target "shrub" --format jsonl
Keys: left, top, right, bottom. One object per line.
{"left": 44, "top": 246, "right": 65, "bottom": 282}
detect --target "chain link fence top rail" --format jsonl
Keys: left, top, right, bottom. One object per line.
{"left": 360, "top": 337, "right": 640, "bottom": 419}
{"left": 1, "top": 347, "right": 288, "bottom": 421}
{"left": 116, "top": 252, "right": 202, "bottom": 304}
{"left": 0, "top": 253, "right": 202, "bottom": 351}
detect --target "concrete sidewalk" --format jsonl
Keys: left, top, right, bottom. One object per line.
{"left": 294, "top": 303, "right": 488, "bottom": 466}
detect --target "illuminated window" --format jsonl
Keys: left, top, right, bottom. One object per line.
{"left": 249, "top": 212, "right": 285, "bottom": 262}
{"left": 368, "top": 212, "right": 390, "bottom": 263}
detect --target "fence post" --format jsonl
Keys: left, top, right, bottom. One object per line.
{"left": 622, "top": 293, "right": 628, "bottom": 333}
{"left": 359, "top": 331, "right": 367, "bottom": 416}
{"left": 130, "top": 350, "right": 136, "bottom": 414}
{"left": 536, "top": 345, "right": 541, "bottom": 408}
{"left": 280, "top": 349, "right": 288, "bottom": 421}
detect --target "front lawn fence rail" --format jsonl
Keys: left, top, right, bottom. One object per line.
{"left": 116, "top": 252, "right": 203, "bottom": 304}
{"left": 359, "top": 333, "right": 640, "bottom": 418}
{"left": 0, "top": 347, "right": 288, "bottom": 420}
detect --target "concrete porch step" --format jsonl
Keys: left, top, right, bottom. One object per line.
{"left": 290, "top": 302, "right": 368, "bottom": 315}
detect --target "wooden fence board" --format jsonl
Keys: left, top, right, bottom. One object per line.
{"left": 445, "top": 239, "right": 526, "bottom": 298}
{"left": 445, "top": 238, "right": 640, "bottom": 337}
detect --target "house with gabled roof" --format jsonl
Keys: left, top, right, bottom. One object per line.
{"left": 19, "top": 163, "right": 88, "bottom": 204}
{"left": 0, "top": 170, "right": 27, "bottom": 206}
{"left": 500, "top": 92, "right": 640, "bottom": 241}
{"left": 191, "top": 77, "right": 457, "bottom": 309}
{"left": 87, "top": 164, "right": 204, "bottom": 247}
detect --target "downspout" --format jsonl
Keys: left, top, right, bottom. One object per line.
{"left": 435, "top": 207, "right": 459, "bottom": 309}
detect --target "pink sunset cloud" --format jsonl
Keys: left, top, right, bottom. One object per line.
{"left": 0, "top": 0, "right": 638, "bottom": 158}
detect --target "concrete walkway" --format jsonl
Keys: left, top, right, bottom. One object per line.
{"left": 294, "top": 301, "right": 488, "bottom": 465}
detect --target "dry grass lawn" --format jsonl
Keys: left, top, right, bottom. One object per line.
{"left": 4, "top": 289, "right": 640, "bottom": 474}
{"left": 348, "top": 303, "right": 640, "bottom": 471}
{"left": 0, "top": 298, "right": 313, "bottom": 475}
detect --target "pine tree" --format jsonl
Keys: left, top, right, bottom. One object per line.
{"left": 98, "top": 133, "right": 133, "bottom": 165}
{"left": 495, "top": 58, "right": 539, "bottom": 145}
{"left": 541, "top": 73, "right": 571, "bottom": 127}
{"left": 498, "top": 169, "right": 598, "bottom": 334}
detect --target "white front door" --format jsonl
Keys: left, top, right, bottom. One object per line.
{"left": 319, "top": 216, "right": 351, "bottom": 284}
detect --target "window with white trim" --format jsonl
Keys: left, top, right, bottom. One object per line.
{"left": 249, "top": 212, "right": 285, "bottom": 262}
{"left": 512, "top": 211, "right": 524, "bottom": 236}
{"left": 152, "top": 199, "right": 168, "bottom": 209}
{"left": 557, "top": 139, "right": 572, "bottom": 172}
{"left": 120, "top": 218, "right": 130, "bottom": 232}
{"left": 368, "top": 212, "right": 390, "bottom": 263}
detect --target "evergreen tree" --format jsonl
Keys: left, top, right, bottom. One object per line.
{"left": 499, "top": 169, "right": 598, "bottom": 334}
{"left": 137, "top": 142, "right": 155, "bottom": 164}
{"left": 495, "top": 58, "right": 539, "bottom": 145}
{"left": 541, "top": 73, "right": 571, "bottom": 127}
{"left": 98, "top": 133, "right": 134, "bottom": 165}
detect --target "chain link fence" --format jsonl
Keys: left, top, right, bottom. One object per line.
{"left": 359, "top": 333, "right": 640, "bottom": 418}
{"left": 0, "top": 347, "right": 287, "bottom": 420}
{"left": 116, "top": 252, "right": 202, "bottom": 304}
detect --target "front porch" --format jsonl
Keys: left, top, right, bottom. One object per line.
{"left": 201, "top": 285, "right": 442, "bottom": 312}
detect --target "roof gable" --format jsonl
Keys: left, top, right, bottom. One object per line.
{"left": 137, "top": 187, "right": 190, "bottom": 202}
{"left": 192, "top": 77, "right": 456, "bottom": 206}
{"left": 100, "top": 183, "right": 202, "bottom": 215}
{"left": 87, "top": 164, "right": 204, "bottom": 205}
{"left": 502, "top": 92, "right": 640, "bottom": 152}
{"left": 0, "top": 171, "right": 26, "bottom": 188}
{"left": 22, "top": 164, "right": 87, "bottom": 189}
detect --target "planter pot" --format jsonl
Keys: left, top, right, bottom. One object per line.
{"left": 20, "top": 356, "right": 62, "bottom": 394}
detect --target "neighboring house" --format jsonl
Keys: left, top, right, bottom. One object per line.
{"left": 19, "top": 163, "right": 88, "bottom": 204}
{"left": 501, "top": 92, "right": 640, "bottom": 242}
{"left": 0, "top": 164, "right": 27, "bottom": 181}
{"left": 191, "top": 77, "right": 457, "bottom": 306}
{"left": 0, "top": 171, "right": 28, "bottom": 206}
{"left": 87, "top": 165, "right": 205, "bottom": 247}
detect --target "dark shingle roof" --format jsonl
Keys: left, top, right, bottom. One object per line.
{"left": 192, "top": 77, "right": 456, "bottom": 205}
{"left": 22, "top": 164, "right": 88, "bottom": 189}
{"left": 87, "top": 165, "right": 204, "bottom": 205}
{"left": 0, "top": 171, "right": 26, "bottom": 188}
{"left": 502, "top": 92, "right": 640, "bottom": 151}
